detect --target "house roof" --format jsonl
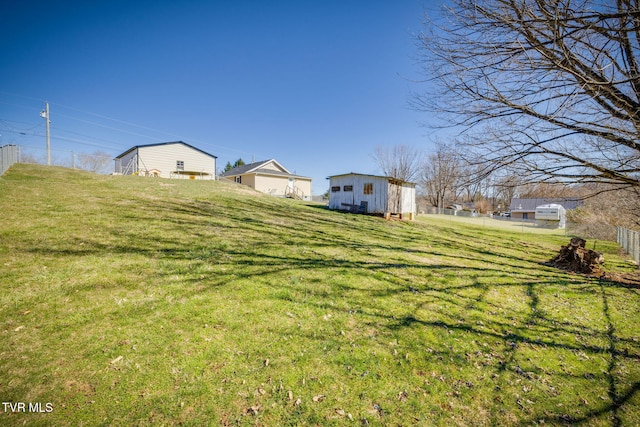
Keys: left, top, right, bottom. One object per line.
{"left": 220, "top": 159, "right": 311, "bottom": 180}
{"left": 327, "top": 172, "right": 417, "bottom": 186}
{"left": 114, "top": 141, "right": 217, "bottom": 159}
{"left": 509, "top": 197, "right": 582, "bottom": 212}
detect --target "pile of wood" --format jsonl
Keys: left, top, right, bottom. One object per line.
{"left": 549, "top": 237, "right": 604, "bottom": 275}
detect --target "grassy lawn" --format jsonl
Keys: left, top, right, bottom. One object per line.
{"left": 416, "top": 213, "right": 567, "bottom": 235}
{"left": 1, "top": 164, "right": 639, "bottom": 426}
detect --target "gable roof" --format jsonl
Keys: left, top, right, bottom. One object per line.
{"left": 114, "top": 141, "right": 217, "bottom": 159}
{"left": 509, "top": 197, "right": 582, "bottom": 212}
{"left": 220, "top": 159, "right": 310, "bottom": 179}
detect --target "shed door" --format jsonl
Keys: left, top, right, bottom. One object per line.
{"left": 387, "top": 182, "right": 402, "bottom": 214}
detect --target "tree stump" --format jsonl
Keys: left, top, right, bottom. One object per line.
{"left": 549, "top": 238, "right": 604, "bottom": 275}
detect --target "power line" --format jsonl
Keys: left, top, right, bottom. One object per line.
{"left": 55, "top": 112, "right": 164, "bottom": 143}
{"left": 2, "top": 93, "right": 268, "bottom": 159}
{"left": 50, "top": 100, "right": 183, "bottom": 137}
{"left": 0, "top": 118, "right": 44, "bottom": 131}
{"left": 48, "top": 101, "right": 267, "bottom": 158}
{"left": 0, "top": 128, "right": 119, "bottom": 150}
{"left": 49, "top": 127, "right": 127, "bottom": 150}
{"left": 54, "top": 109, "right": 262, "bottom": 158}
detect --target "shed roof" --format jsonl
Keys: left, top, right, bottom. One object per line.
{"left": 114, "top": 141, "right": 217, "bottom": 159}
{"left": 327, "top": 172, "right": 417, "bottom": 186}
{"left": 510, "top": 198, "right": 582, "bottom": 212}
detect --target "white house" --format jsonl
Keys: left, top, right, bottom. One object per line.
{"left": 219, "top": 159, "right": 312, "bottom": 200}
{"left": 328, "top": 173, "right": 416, "bottom": 220}
{"left": 114, "top": 141, "right": 217, "bottom": 179}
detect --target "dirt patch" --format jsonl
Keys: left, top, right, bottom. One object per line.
{"left": 547, "top": 237, "right": 640, "bottom": 287}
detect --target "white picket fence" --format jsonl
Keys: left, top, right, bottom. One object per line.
{"left": 0, "top": 144, "right": 19, "bottom": 176}
{"left": 617, "top": 226, "right": 640, "bottom": 267}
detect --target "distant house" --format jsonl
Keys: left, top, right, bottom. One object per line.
{"left": 114, "top": 141, "right": 217, "bottom": 179}
{"left": 328, "top": 173, "right": 416, "bottom": 220}
{"left": 219, "top": 159, "right": 312, "bottom": 200}
{"left": 509, "top": 198, "right": 582, "bottom": 220}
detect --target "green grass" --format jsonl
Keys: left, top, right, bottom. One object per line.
{"left": 1, "top": 164, "right": 639, "bottom": 426}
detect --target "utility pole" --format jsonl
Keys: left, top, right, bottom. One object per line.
{"left": 40, "top": 101, "right": 51, "bottom": 165}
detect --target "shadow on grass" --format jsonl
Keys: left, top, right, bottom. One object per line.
{"left": 13, "top": 189, "right": 640, "bottom": 425}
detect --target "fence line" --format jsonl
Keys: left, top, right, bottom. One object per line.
{"left": 422, "top": 207, "right": 483, "bottom": 217}
{"left": 617, "top": 227, "right": 640, "bottom": 267}
{"left": 0, "top": 145, "right": 19, "bottom": 176}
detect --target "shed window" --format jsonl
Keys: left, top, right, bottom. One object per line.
{"left": 331, "top": 186, "right": 340, "bottom": 192}
{"left": 364, "top": 183, "right": 373, "bottom": 195}
{"left": 343, "top": 185, "right": 353, "bottom": 192}
{"left": 176, "top": 160, "right": 184, "bottom": 171}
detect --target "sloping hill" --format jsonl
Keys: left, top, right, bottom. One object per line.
{"left": 1, "top": 164, "right": 638, "bottom": 426}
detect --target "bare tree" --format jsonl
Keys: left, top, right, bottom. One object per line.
{"left": 18, "top": 150, "right": 42, "bottom": 164}
{"left": 420, "top": 143, "right": 462, "bottom": 208}
{"left": 518, "top": 182, "right": 581, "bottom": 199}
{"left": 492, "top": 174, "right": 522, "bottom": 210}
{"left": 415, "top": 0, "right": 640, "bottom": 192}
{"left": 569, "top": 184, "right": 640, "bottom": 228}
{"left": 460, "top": 163, "right": 488, "bottom": 203}
{"left": 77, "top": 151, "right": 112, "bottom": 174}
{"left": 372, "top": 145, "right": 422, "bottom": 182}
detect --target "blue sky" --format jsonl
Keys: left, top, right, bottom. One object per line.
{"left": 0, "top": 0, "right": 445, "bottom": 194}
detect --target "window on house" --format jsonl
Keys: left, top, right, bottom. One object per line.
{"left": 235, "top": 176, "right": 242, "bottom": 184}
{"left": 176, "top": 160, "right": 184, "bottom": 171}
{"left": 343, "top": 185, "right": 353, "bottom": 192}
{"left": 331, "top": 186, "right": 340, "bottom": 192}
{"left": 364, "top": 183, "right": 373, "bottom": 195}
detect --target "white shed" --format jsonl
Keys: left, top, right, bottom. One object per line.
{"left": 114, "top": 141, "right": 217, "bottom": 179}
{"left": 535, "top": 203, "right": 567, "bottom": 228}
{"left": 328, "top": 173, "right": 416, "bottom": 220}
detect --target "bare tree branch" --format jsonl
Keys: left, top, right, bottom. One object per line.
{"left": 415, "top": 0, "right": 640, "bottom": 192}
{"left": 371, "top": 145, "right": 422, "bottom": 182}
